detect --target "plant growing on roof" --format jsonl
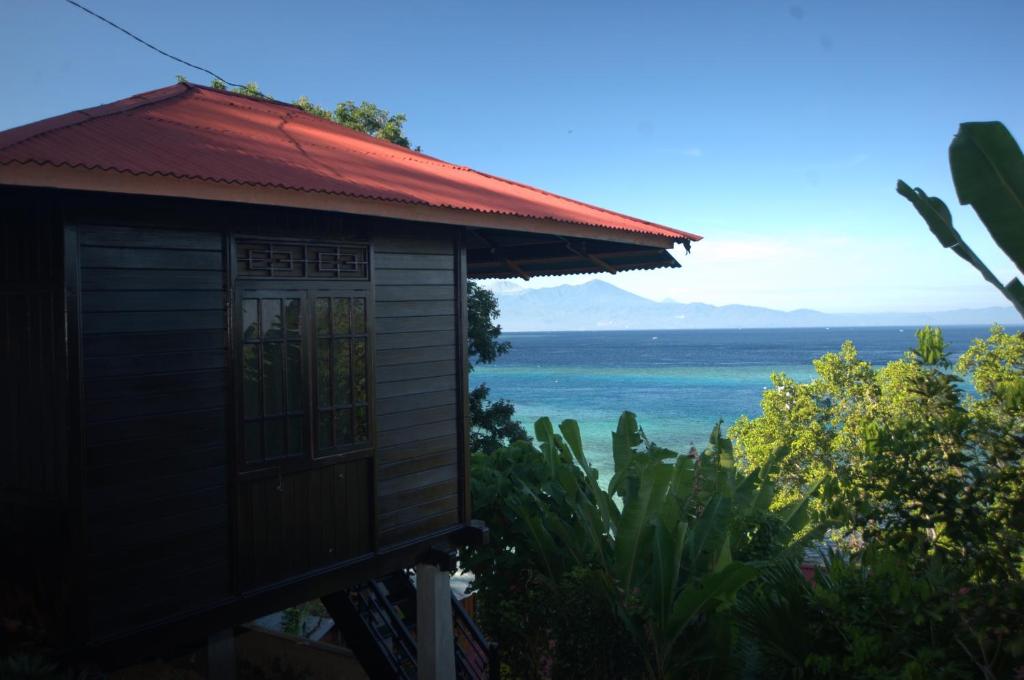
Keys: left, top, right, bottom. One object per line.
{"left": 897, "top": 122, "right": 1024, "bottom": 319}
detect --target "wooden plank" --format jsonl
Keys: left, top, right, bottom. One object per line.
{"left": 87, "top": 446, "right": 225, "bottom": 486}
{"left": 83, "top": 348, "right": 224, "bottom": 380}
{"left": 86, "top": 386, "right": 225, "bottom": 423}
{"left": 376, "top": 315, "right": 455, "bottom": 334}
{"left": 82, "top": 290, "right": 224, "bottom": 313}
{"left": 85, "top": 408, "right": 225, "bottom": 446}
{"left": 87, "top": 423, "right": 226, "bottom": 468}
{"left": 375, "top": 300, "right": 455, "bottom": 318}
{"left": 83, "top": 310, "right": 225, "bottom": 334}
{"left": 348, "top": 460, "right": 371, "bottom": 556}
{"left": 376, "top": 390, "right": 457, "bottom": 416}
{"left": 373, "top": 238, "right": 453, "bottom": 256}
{"left": 379, "top": 451, "right": 458, "bottom": 481}
{"left": 377, "top": 477, "right": 458, "bottom": 517}
{"left": 376, "top": 360, "right": 455, "bottom": 384}
{"left": 90, "top": 562, "right": 229, "bottom": 636}
{"left": 379, "top": 508, "right": 460, "bottom": 547}
{"left": 375, "top": 285, "right": 454, "bottom": 302}
{"left": 88, "top": 525, "right": 227, "bottom": 590}
{"left": 378, "top": 435, "right": 458, "bottom": 465}
{"left": 319, "top": 465, "right": 337, "bottom": 568}
{"left": 89, "top": 496, "right": 229, "bottom": 549}
{"left": 81, "top": 268, "right": 223, "bottom": 291}
{"left": 83, "top": 330, "right": 225, "bottom": 357}
{"left": 81, "top": 246, "right": 223, "bottom": 270}
{"left": 374, "top": 330, "right": 452, "bottom": 351}
{"left": 377, "top": 419, "right": 457, "bottom": 449}
{"left": 455, "top": 233, "right": 471, "bottom": 525}
{"left": 88, "top": 502, "right": 230, "bottom": 554}
{"left": 376, "top": 345, "right": 455, "bottom": 368}
{"left": 333, "top": 464, "right": 351, "bottom": 563}
{"left": 85, "top": 465, "right": 227, "bottom": 509}
{"left": 79, "top": 225, "right": 222, "bottom": 250}
{"left": 375, "top": 375, "right": 456, "bottom": 400}
{"left": 375, "top": 269, "right": 454, "bottom": 286}
{"left": 85, "top": 368, "right": 225, "bottom": 401}
{"left": 378, "top": 493, "right": 458, "bottom": 531}
{"left": 379, "top": 463, "right": 458, "bottom": 497}
{"left": 376, "top": 404, "right": 456, "bottom": 433}
{"left": 374, "top": 253, "right": 453, "bottom": 271}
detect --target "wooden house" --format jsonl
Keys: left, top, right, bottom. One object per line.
{"left": 0, "top": 83, "right": 699, "bottom": 668}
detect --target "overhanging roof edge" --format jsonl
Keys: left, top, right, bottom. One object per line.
{"left": 0, "top": 163, "right": 684, "bottom": 249}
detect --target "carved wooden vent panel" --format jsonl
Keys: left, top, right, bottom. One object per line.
{"left": 237, "top": 240, "right": 368, "bottom": 280}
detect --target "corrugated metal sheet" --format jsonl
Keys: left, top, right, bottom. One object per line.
{"left": 0, "top": 84, "right": 700, "bottom": 244}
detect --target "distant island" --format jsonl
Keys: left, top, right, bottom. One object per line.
{"left": 484, "top": 280, "right": 1021, "bottom": 332}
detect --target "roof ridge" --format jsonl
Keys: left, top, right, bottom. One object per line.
{"left": 0, "top": 84, "right": 191, "bottom": 155}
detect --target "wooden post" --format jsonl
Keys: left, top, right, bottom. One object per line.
{"left": 207, "top": 628, "right": 236, "bottom": 680}
{"left": 416, "top": 562, "right": 455, "bottom": 680}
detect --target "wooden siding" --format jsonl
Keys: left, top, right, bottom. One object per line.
{"left": 1, "top": 188, "right": 472, "bottom": 653}
{"left": 0, "top": 188, "right": 69, "bottom": 643}
{"left": 1, "top": 197, "right": 66, "bottom": 500}
{"left": 237, "top": 460, "right": 372, "bottom": 589}
{"left": 374, "top": 231, "right": 461, "bottom": 548}
{"left": 77, "top": 225, "right": 231, "bottom": 637}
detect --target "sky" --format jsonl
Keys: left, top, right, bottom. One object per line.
{"left": 2, "top": 0, "right": 1022, "bottom": 313}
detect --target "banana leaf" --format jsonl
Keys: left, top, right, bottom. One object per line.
{"left": 950, "top": 122, "right": 1024, "bottom": 274}
{"left": 897, "top": 179, "right": 1024, "bottom": 318}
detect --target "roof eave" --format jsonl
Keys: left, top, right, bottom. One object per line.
{"left": 0, "top": 163, "right": 686, "bottom": 250}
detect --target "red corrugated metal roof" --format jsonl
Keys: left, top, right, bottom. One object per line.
{"left": 0, "top": 84, "right": 700, "bottom": 244}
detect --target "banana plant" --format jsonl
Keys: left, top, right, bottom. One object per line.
{"left": 500, "top": 413, "right": 821, "bottom": 679}
{"left": 897, "top": 122, "right": 1024, "bottom": 318}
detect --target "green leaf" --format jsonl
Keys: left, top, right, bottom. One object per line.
{"left": 614, "top": 462, "right": 672, "bottom": 592}
{"left": 897, "top": 179, "right": 1024, "bottom": 318}
{"left": 950, "top": 122, "right": 1024, "bottom": 274}
{"left": 667, "top": 562, "right": 758, "bottom": 642}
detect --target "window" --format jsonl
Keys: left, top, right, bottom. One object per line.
{"left": 236, "top": 239, "right": 371, "bottom": 470}
{"left": 314, "top": 295, "right": 370, "bottom": 456}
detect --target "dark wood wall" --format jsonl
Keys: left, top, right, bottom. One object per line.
{"left": 374, "top": 232, "right": 461, "bottom": 547}
{"left": 0, "top": 187, "right": 70, "bottom": 641}
{"left": 75, "top": 224, "right": 231, "bottom": 638}
{"left": 1, "top": 187, "right": 469, "bottom": 649}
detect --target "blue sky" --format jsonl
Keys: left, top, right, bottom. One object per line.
{"left": 2, "top": 0, "right": 1022, "bottom": 312}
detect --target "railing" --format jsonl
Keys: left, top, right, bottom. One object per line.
{"left": 452, "top": 590, "right": 499, "bottom": 680}
{"left": 324, "top": 571, "right": 498, "bottom": 680}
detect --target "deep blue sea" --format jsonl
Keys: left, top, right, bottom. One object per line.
{"left": 471, "top": 326, "right": 1017, "bottom": 480}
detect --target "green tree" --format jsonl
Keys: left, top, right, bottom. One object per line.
{"left": 190, "top": 77, "right": 417, "bottom": 149}
{"left": 467, "top": 281, "right": 528, "bottom": 452}
{"left": 731, "top": 327, "right": 1024, "bottom": 678}
{"left": 295, "top": 97, "right": 415, "bottom": 149}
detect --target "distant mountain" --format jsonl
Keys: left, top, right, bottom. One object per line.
{"left": 486, "top": 280, "right": 1020, "bottom": 331}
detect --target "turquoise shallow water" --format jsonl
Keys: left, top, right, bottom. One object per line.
{"left": 471, "top": 326, "right": 1014, "bottom": 481}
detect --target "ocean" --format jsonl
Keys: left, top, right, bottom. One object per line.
{"left": 470, "top": 325, "right": 1015, "bottom": 480}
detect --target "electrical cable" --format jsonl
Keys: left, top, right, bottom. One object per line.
{"left": 61, "top": 0, "right": 254, "bottom": 92}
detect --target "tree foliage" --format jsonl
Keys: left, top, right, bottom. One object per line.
{"left": 465, "top": 413, "right": 819, "bottom": 679}
{"left": 467, "top": 281, "right": 528, "bottom": 452}
{"left": 731, "top": 327, "right": 1024, "bottom": 677}
{"left": 294, "top": 96, "right": 415, "bottom": 149}
{"left": 185, "top": 77, "right": 417, "bottom": 149}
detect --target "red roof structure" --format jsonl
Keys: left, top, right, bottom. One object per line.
{"left": 0, "top": 84, "right": 699, "bottom": 246}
